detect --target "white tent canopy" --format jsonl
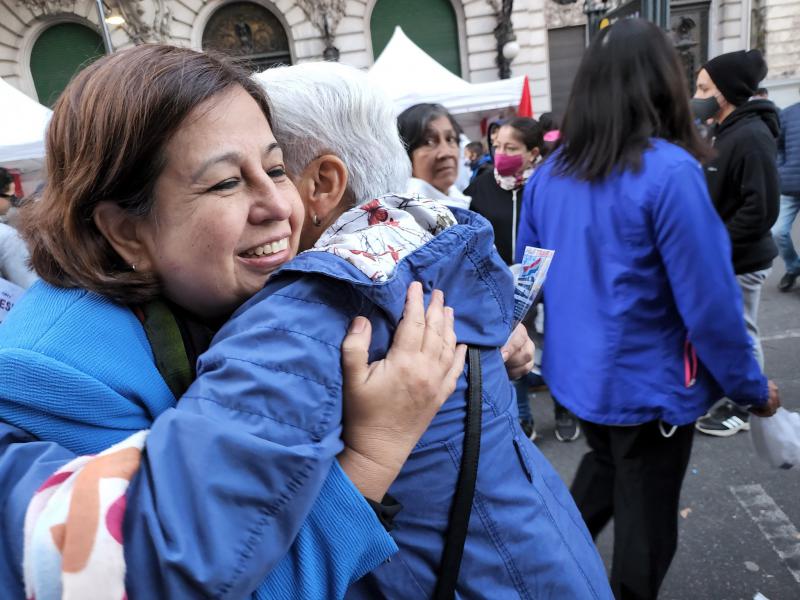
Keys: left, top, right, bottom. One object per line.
{"left": 0, "top": 78, "right": 51, "bottom": 167}
{"left": 367, "top": 27, "right": 525, "bottom": 115}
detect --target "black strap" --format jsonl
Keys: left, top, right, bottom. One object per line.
{"left": 434, "top": 347, "right": 482, "bottom": 600}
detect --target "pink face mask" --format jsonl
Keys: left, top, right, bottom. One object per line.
{"left": 494, "top": 152, "right": 524, "bottom": 177}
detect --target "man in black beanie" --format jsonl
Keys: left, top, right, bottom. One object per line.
{"left": 691, "top": 50, "right": 780, "bottom": 438}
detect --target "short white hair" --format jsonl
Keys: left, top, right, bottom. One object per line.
{"left": 254, "top": 62, "right": 411, "bottom": 204}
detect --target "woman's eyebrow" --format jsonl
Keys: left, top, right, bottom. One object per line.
{"left": 191, "top": 152, "right": 242, "bottom": 182}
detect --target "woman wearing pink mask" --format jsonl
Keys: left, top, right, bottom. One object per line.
{"left": 465, "top": 118, "right": 579, "bottom": 442}
{"left": 465, "top": 117, "right": 542, "bottom": 266}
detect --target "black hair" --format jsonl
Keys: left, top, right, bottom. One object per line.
{"left": 465, "top": 141, "right": 485, "bottom": 155}
{"left": 756, "top": 87, "right": 769, "bottom": 97}
{"left": 0, "top": 167, "right": 12, "bottom": 191}
{"left": 538, "top": 112, "right": 559, "bottom": 133}
{"left": 501, "top": 117, "right": 544, "bottom": 152}
{"left": 397, "top": 103, "right": 463, "bottom": 158}
{"left": 556, "top": 18, "right": 711, "bottom": 181}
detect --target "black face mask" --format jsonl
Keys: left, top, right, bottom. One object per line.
{"left": 690, "top": 96, "right": 720, "bottom": 122}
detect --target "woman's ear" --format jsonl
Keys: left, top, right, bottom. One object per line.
{"left": 93, "top": 202, "right": 153, "bottom": 271}
{"left": 298, "top": 154, "right": 349, "bottom": 225}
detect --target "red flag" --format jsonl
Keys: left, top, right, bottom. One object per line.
{"left": 10, "top": 170, "right": 23, "bottom": 197}
{"left": 517, "top": 75, "right": 533, "bottom": 118}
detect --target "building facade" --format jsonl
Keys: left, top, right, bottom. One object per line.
{"left": 1, "top": 0, "right": 798, "bottom": 117}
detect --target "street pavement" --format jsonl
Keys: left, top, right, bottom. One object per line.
{"left": 531, "top": 225, "right": 800, "bottom": 600}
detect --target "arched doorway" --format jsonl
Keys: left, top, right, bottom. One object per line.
{"left": 202, "top": 2, "right": 291, "bottom": 72}
{"left": 30, "top": 22, "right": 104, "bottom": 107}
{"left": 370, "top": 0, "right": 462, "bottom": 76}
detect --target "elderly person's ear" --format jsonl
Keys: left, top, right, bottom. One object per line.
{"left": 296, "top": 154, "right": 349, "bottom": 227}
{"left": 93, "top": 201, "right": 153, "bottom": 273}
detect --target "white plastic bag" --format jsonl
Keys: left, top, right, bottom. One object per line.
{"left": 750, "top": 408, "right": 800, "bottom": 469}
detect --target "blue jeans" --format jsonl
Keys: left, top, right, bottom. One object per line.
{"left": 772, "top": 194, "right": 800, "bottom": 275}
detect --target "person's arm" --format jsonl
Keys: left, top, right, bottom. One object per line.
{"left": 10, "top": 283, "right": 462, "bottom": 599}
{"left": 0, "top": 227, "right": 37, "bottom": 289}
{"left": 0, "top": 422, "right": 73, "bottom": 597}
{"left": 777, "top": 113, "right": 786, "bottom": 168}
{"left": 124, "top": 279, "right": 463, "bottom": 599}
{"left": 651, "top": 158, "right": 769, "bottom": 406}
{"left": 725, "top": 147, "right": 781, "bottom": 242}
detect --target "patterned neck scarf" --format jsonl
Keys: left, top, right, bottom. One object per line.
{"left": 493, "top": 164, "right": 535, "bottom": 192}
{"left": 311, "top": 194, "right": 457, "bottom": 282}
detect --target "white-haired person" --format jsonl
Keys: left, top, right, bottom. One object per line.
{"left": 244, "top": 62, "right": 611, "bottom": 597}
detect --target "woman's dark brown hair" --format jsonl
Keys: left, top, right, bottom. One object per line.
{"left": 555, "top": 18, "right": 711, "bottom": 181}
{"left": 21, "top": 44, "right": 273, "bottom": 304}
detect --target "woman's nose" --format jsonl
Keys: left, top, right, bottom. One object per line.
{"left": 249, "top": 179, "right": 292, "bottom": 224}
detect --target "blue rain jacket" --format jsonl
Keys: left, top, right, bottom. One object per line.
{"left": 0, "top": 282, "right": 396, "bottom": 599}
{"left": 516, "top": 140, "right": 769, "bottom": 426}
{"left": 185, "top": 206, "right": 609, "bottom": 599}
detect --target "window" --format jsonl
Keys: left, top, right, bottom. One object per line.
{"left": 202, "top": 2, "right": 291, "bottom": 72}
{"left": 30, "top": 23, "right": 104, "bottom": 107}
{"left": 371, "top": 0, "right": 461, "bottom": 76}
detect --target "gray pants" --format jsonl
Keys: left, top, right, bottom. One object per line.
{"left": 736, "top": 268, "right": 771, "bottom": 370}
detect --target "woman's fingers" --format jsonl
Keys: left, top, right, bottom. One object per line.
{"left": 440, "top": 306, "right": 457, "bottom": 362}
{"left": 340, "top": 316, "right": 372, "bottom": 386}
{"left": 440, "top": 344, "right": 467, "bottom": 404}
{"left": 502, "top": 324, "right": 535, "bottom": 380}
{"left": 421, "top": 289, "right": 446, "bottom": 357}
{"left": 391, "top": 282, "right": 426, "bottom": 353}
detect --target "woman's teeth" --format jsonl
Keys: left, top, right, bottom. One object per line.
{"left": 244, "top": 238, "right": 288, "bottom": 257}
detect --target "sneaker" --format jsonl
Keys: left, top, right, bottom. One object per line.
{"left": 520, "top": 419, "right": 537, "bottom": 442}
{"left": 778, "top": 271, "right": 799, "bottom": 292}
{"left": 695, "top": 400, "right": 750, "bottom": 437}
{"left": 554, "top": 407, "right": 581, "bottom": 442}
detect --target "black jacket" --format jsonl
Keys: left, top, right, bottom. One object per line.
{"left": 464, "top": 170, "right": 522, "bottom": 266}
{"left": 705, "top": 99, "right": 780, "bottom": 274}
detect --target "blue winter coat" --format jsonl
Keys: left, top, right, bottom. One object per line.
{"left": 516, "top": 140, "right": 768, "bottom": 426}
{"left": 0, "top": 283, "right": 396, "bottom": 599}
{"left": 778, "top": 101, "right": 800, "bottom": 195}
{"left": 184, "top": 204, "right": 609, "bottom": 599}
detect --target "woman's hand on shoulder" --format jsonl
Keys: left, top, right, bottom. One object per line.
{"left": 338, "top": 282, "right": 466, "bottom": 500}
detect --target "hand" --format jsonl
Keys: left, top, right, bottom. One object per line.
{"left": 338, "top": 282, "right": 467, "bottom": 500}
{"left": 749, "top": 380, "right": 780, "bottom": 417}
{"left": 502, "top": 323, "right": 535, "bottom": 380}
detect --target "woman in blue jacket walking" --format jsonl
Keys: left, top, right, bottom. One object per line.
{"left": 516, "top": 19, "right": 780, "bottom": 600}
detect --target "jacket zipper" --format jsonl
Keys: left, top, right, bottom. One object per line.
{"left": 511, "top": 188, "right": 518, "bottom": 263}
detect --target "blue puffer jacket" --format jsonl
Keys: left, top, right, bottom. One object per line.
{"left": 778, "top": 101, "right": 800, "bottom": 195}
{"left": 0, "top": 282, "right": 396, "bottom": 599}
{"left": 189, "top": 201, "right": 609, "bottom": 599}
{"left": 516, "top": 140, "right": 768, "bottom": 426}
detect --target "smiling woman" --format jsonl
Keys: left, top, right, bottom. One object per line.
{"left": 92, "top": 88, "right": 303, "bottom": 319}
{"left": 0, "top": 45, "right": 465, "bottom": 599}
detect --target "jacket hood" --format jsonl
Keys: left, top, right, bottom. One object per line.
{"left": 717, "top": 99, "right": 780, "bottom": 139}
{"left": 278, "top": 201, "right": 514, "bottom": 348}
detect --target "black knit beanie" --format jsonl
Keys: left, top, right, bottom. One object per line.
{"left": 703, "top": 50, "right": 768, "bottom": 106}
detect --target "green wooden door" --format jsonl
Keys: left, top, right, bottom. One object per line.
{"left": 31, "top": 23, "right": 105, "bottom": 107}
{"left": 371, "top": 0, "right": 461, "bottom": 76}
